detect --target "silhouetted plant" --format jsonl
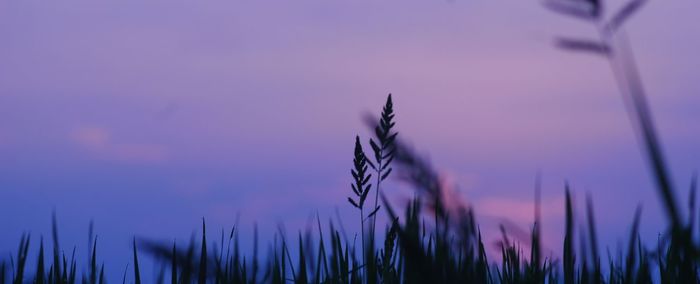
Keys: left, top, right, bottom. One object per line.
{"left": 367, "top": 94, "right": 398, "bottom": 235}
{"left": 347, "top": 135, "right": 373, "bottom": 280}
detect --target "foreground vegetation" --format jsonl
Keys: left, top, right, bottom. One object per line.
{"left": 2, "top": 0, "right": 697, "bottom": 283}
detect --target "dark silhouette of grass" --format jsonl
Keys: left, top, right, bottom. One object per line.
{"left": 367, "top": 94, "right": 397, "bottom": 237}
{"left": 348, "top": 135, "right": 373, "bottom": 269}
{"left": 1, "top": 0, "right": 697, "bottom": 283}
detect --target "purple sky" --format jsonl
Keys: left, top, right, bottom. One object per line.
{"left": 1, "top": 0, "right": 700, "bottom": 280}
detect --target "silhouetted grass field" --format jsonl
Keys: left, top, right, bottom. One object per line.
{"left": 2, "top": 0, "right": 697, "bottom": 283}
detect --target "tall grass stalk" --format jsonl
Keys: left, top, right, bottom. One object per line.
{"left": 547, "top": 0, "right": 680, "bottom": 230}
{"left": 347, "top": 135, "right": 372, "bottom": 279}
{"left": 368, "top": 94, "right": 397, "bottom": 237}
{"left": 546, "top": 0, "right": 698, "bottom": 280}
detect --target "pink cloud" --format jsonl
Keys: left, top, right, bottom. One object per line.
{"left": 471, "top": 196, "right": 567, "bottom": 258}
{"left": 475, "top": 196, "right": 565, "bottom": 224}
{"left": 70, "top": 126, "right": 168, "bottom": 163}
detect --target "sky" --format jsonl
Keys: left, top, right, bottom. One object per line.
{"left": 1, "top": 0, "right": 700, "bottom": 281}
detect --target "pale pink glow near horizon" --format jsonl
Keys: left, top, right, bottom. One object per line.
{"left": 1, "top": 0, "right": 700, "bottom": 278}
{"left": 71, "top": 126, "right": 169, "bottom": 163}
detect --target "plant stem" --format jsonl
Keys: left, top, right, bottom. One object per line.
{"left": 599, "top": 27, "right": 681, "bottom": 230}
{"left": 371, "top": 161, "right": 382, "bottom": 236}
{"left": 360, "top": 206, "right": 366, "bottom": 282}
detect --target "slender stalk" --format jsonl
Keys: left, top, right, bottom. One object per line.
{"left": 369, "top": 94, "right": 396, "bottom": 236}
{"left": 598, "top": 27, "right": 681, "bottom": 229}
{"left": 360, "top": 207, "right": 366, "bottom": 273}
{"left": 371, "top": 158, "right": 383, "bottom": 236}
{"left": 348, "top": 135, "right": 372, "bottom": 282}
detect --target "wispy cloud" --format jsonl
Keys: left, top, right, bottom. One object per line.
{"left": 475, "top": 196, "right": 565, "bottom": 224}
{"left": 70, "top": 126, "right": 168, "bottom": 163}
